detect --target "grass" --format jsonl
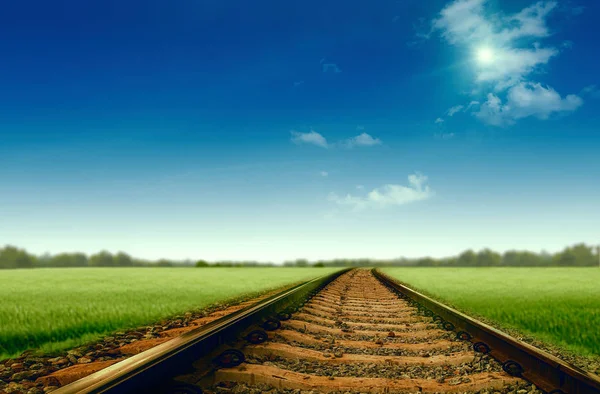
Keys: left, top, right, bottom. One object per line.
{"left": 0, "top": 267, "right": 339, "bottom": 359}
{"left": 381, "top": 268, "right": 600, "bottom": 357}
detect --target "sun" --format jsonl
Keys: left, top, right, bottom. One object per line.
{"left": 476, "top": 47, "right": 494, "bottom": 65}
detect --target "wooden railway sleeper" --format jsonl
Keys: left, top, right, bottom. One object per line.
{"left": 165, "top": 382, "right": 204, "bottom": 394}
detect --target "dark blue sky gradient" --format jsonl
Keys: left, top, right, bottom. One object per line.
{"left": 1, "top": 0, "right": 599, "bottom": 261}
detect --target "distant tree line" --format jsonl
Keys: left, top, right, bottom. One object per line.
{"left": 0, "top": 243, "right": 598, "bottom": 269}
{"left": 309, "top": 243, "right": 600, "bottom": 268}
{"left": 0, "top": 246, "right": 195, "bottom": 269}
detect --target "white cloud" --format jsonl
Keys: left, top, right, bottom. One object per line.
{"left": 581, "top": 85, "right": 600, "bottom": 99}
{"left": 498, "top": 1, "right": 557, "bottom": 42}
{"left": 320, "top": 171, "right": 329, "bottom": 177}
{"left": 328, "top": 173, "right": 434, "bottom": 211}
{"left": 290, "top": 130, "right": 328, "bottom": 148}
{"left": 320, "top": 58, "right": 341, "bottom": 73}
{"left": 343, "top": 132, "right": 382, "bottom": 147}
{"left": 475, "top": 82, "right": 583, "bottom": 126}
{"left": 432, "top": 0, "right": 559, "bottom": 90}
{"left": 447, "top": 105, "right": 464, "bottom": 116}
{"left": 429, "top": 0, "right": 583, "bottom": 126}
{"left": 435, "top": 118, "right": 444, "bottom": 124}
{"left": 476, "top": 46, "right": 558, "bottom": 89}
{"left": 561, "top": 40, "right": 573, "bottom": 49}
{"left": 290, "top": 130, "right": 382, "bottom": 149}
{"left": 507, "top": 83, "right": 583, "bottom": 118}
{"left": 356, "top": 185, "right": 364, "bottom": 190}
{"left": 433, "top": 0, "right": 556, "bottom": 46}
{"left": 467, "top": 100, "right": 480, "bottom": 109}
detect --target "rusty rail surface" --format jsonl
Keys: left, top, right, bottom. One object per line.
{"left": 372, "top": 268, "right": 600, "bottom": 394}
{"left": 52, "top": 269, "right": 350, "bottom": 394}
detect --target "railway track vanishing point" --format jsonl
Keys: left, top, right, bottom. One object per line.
{"left": 53, "top": 269, "right": 600, "bottom": 394}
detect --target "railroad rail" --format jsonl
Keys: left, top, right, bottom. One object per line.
{"left": 50, "top": 268, "right": 600, "bottom": 394}
{"left": 52, "top": 269, "right": 350, "bottom": 394}
{"left": 372, "top": 269, "right": 600, "bottom": 394}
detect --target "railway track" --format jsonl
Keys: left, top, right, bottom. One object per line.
{"left": 53, "top": 269, "right": 600, "bottom": 394}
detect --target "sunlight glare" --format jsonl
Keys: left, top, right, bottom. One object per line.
{"left": 476, "top": 47, "right": 494, "bottom": 65}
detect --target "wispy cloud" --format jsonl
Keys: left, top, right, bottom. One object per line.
{"left": 429, "top": 0, "right": 583, "bottom": 125}
{"left": 447, "top": 105, "right": 464, "bottom": 116}
{"left": 322, "top": 64, "right": 341, "bottom": 73}
{"left": 561, "top": 40, "right": 573, "bottom": 49}
{"left": 435, "top": 118, "right": 444, "bottom": 124}
{"left": 581, "top": 84, "right": 600, "bottom": 99}
{"left": 320, "top": 58, "right": 341, "bottom": 73}
{"left": 290, "top": 130, "right": 328, "bottom": 148}
{"left": 467, "top": 100, "right": 480, "bottom": 109}
{"left": 291, "top": 130, "right": 382, "bottom": 149}
{"left": 475, "top": 83, "right": 583, "bottom": 126}
{"left": 407, "top": 17, "right": 432, "bottom": 47}
{"left": 293, "top": 81, "right": 304, "bottom": 87}
{"left": 320, "top": 171, "right": 329, "bottom": 177}
{"left": 328, "top": 173, "right": 434, "bottom": 211}
{"left": 342, "top": 132, "right": 382, "bottom": 148}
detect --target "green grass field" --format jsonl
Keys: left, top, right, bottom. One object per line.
{"left": 381, "top": 268, "right": 600, "bottom": 357}
{"left": 0, "top": 267, "right": 339, "bottom": 359}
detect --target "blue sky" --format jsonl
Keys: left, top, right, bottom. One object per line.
{"left": 1, "top": 0, "right": 599, "bottom": 262}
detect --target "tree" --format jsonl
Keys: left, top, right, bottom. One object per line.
{"left": 71, "top": 253, "right": 89, "bottom": 267}
{"left": 50, "top": 253, "right": 89, "bottom": 267}
{"left": 568, "top": 243, "right": 596, "bottom": 266}
{"left": 0, "top": 245, "right": 35, "bottom": 269}
{"left": 503, "top": 250, "right": 543, "bottom": 266}
{"left": 551, "top": 244, "right": 595, "bottom": 266}
{"left": 476, "top": 249, "right": 501, "bottom": 266}
{"left": 457, "top": 250, "right": 476, "bottom": 266}
{"left": 114, "top": 252, "right": 133, "bottom": 267}
{"left": 502, "top": 251, "right": 519, "bottom": 266}
{"left": 553, "top": 250, "right": 576, "bottom": 266}
{"left": 132, "top": 258, "right": 150, "bottom": 267}
{"left": 89, "top": 251, "right": 114, "bottom": 267}
{"left": 36, "top": 253, "right": 53, "bottom": 267}
{"left": 295, "top": 259, "right": 309, "bottom": 267}
{"left": 440, "top": 257, "right": 458, "bottom": 266}
{"left": 195, "top": 260, "right": 209, "bottom": 267}
{"left": 520, "top": 251, "right": 544, "bottom": 266}
{"left": 51, "top": 253, "right": 72, "bottom": 267}
{"left": 313, "top": 262, "right": 325, "bottom": 267}
{"left": 539, "top": 249, "right": 552, "bottom": 264}
{"left": 156, "top": 259, "right": 173, "bottom": 267}
{"left": 415, "top": 258, "right": 437, "bottom": 267}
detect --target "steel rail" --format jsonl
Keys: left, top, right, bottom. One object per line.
{"left": 52, "top": 268, "right": 349, "bottom": 394}
{"left": 372, "top": 268, "right": 600, "bottom": 394}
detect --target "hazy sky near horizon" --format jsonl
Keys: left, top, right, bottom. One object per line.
{"left": 1, "top": 0, "right": 599, "bottom": 262}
